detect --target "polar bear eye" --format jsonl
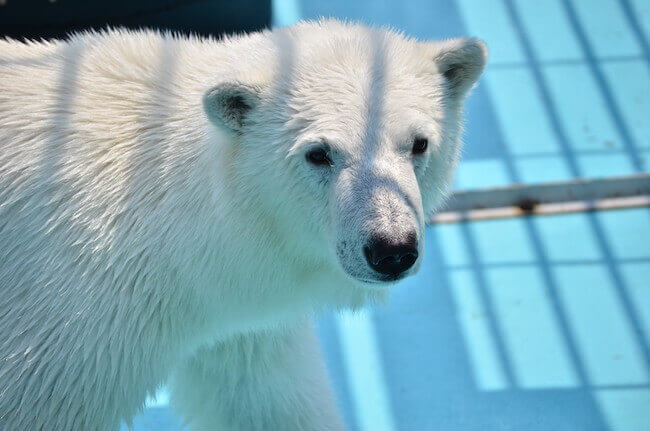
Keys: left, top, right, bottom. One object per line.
{"left": 306, "top": 147, "right": 332, "bottom": 167}
{"left": 412, "top": 137, "right": 428, "bottom": 155}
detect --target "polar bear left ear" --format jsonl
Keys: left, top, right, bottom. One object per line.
{"left": 203, "top": 83, "right": 260, "bottom": 131}
{"left": 429, "top": 37, "right": 488, "bottom": 99}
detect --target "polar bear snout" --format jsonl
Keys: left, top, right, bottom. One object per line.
{"left": 363, "top": 233, "right": 418, "bottom": 279}
{"left": 331, "top": 162, "right": 425, "bottom": 285}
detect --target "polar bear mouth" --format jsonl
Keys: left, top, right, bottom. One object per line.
{"left": 359, "top": 274, "right": 408, "bottom": 285}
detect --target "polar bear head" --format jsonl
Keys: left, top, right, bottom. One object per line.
{"left": 203, "top": 21, "right": 486, "bottom": 286}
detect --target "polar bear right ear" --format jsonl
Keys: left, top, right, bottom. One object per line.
{"left": 428, "top": 37, "right": 488, "bottom": 100}
{"left": 203, "top": 83, "right": 260, "bottom": 131}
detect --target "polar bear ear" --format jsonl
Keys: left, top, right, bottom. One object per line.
{"left": 203, "top": 83, "right": 260, "bottom": 131}
{"left": 429, "top": 38, "right": 488, "bottom": 99}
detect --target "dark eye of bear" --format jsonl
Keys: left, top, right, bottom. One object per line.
{"left": 306, "top": 148, "right": 331, "bottom": 166}
{"left": 412, "top": 137, "right": 428, "bottom": 155}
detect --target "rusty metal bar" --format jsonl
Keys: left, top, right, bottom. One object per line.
{"left": 430, "top": 174, "right": 650, "bottom": 223}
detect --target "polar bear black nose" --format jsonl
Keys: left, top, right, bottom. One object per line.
{"left": 364, "top": 233, "right": 418, "bottom": 278}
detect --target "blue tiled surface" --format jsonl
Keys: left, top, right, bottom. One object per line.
{"left": 127, "top": 0, "right": 650, "bottom": 430}
{"left": 318, "top": 208, "right": 650, "bottom": 431}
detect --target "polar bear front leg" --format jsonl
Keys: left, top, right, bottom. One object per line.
{"left": 170, "top": 319, "right": 345, "bottom": 431}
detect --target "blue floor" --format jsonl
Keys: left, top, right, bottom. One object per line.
{"left": 319, "top": 208, "right": 650, "bottom": 431}
{"left": 126, "top": 0, "right": 650, "bottom": 430}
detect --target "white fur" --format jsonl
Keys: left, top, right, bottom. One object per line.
{"left": 0, "top": 20, "right": 486, "bottom": 430}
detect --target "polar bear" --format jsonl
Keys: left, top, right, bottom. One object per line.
{"left": 0, "top": 20, "right": 486, "bottom": 430}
